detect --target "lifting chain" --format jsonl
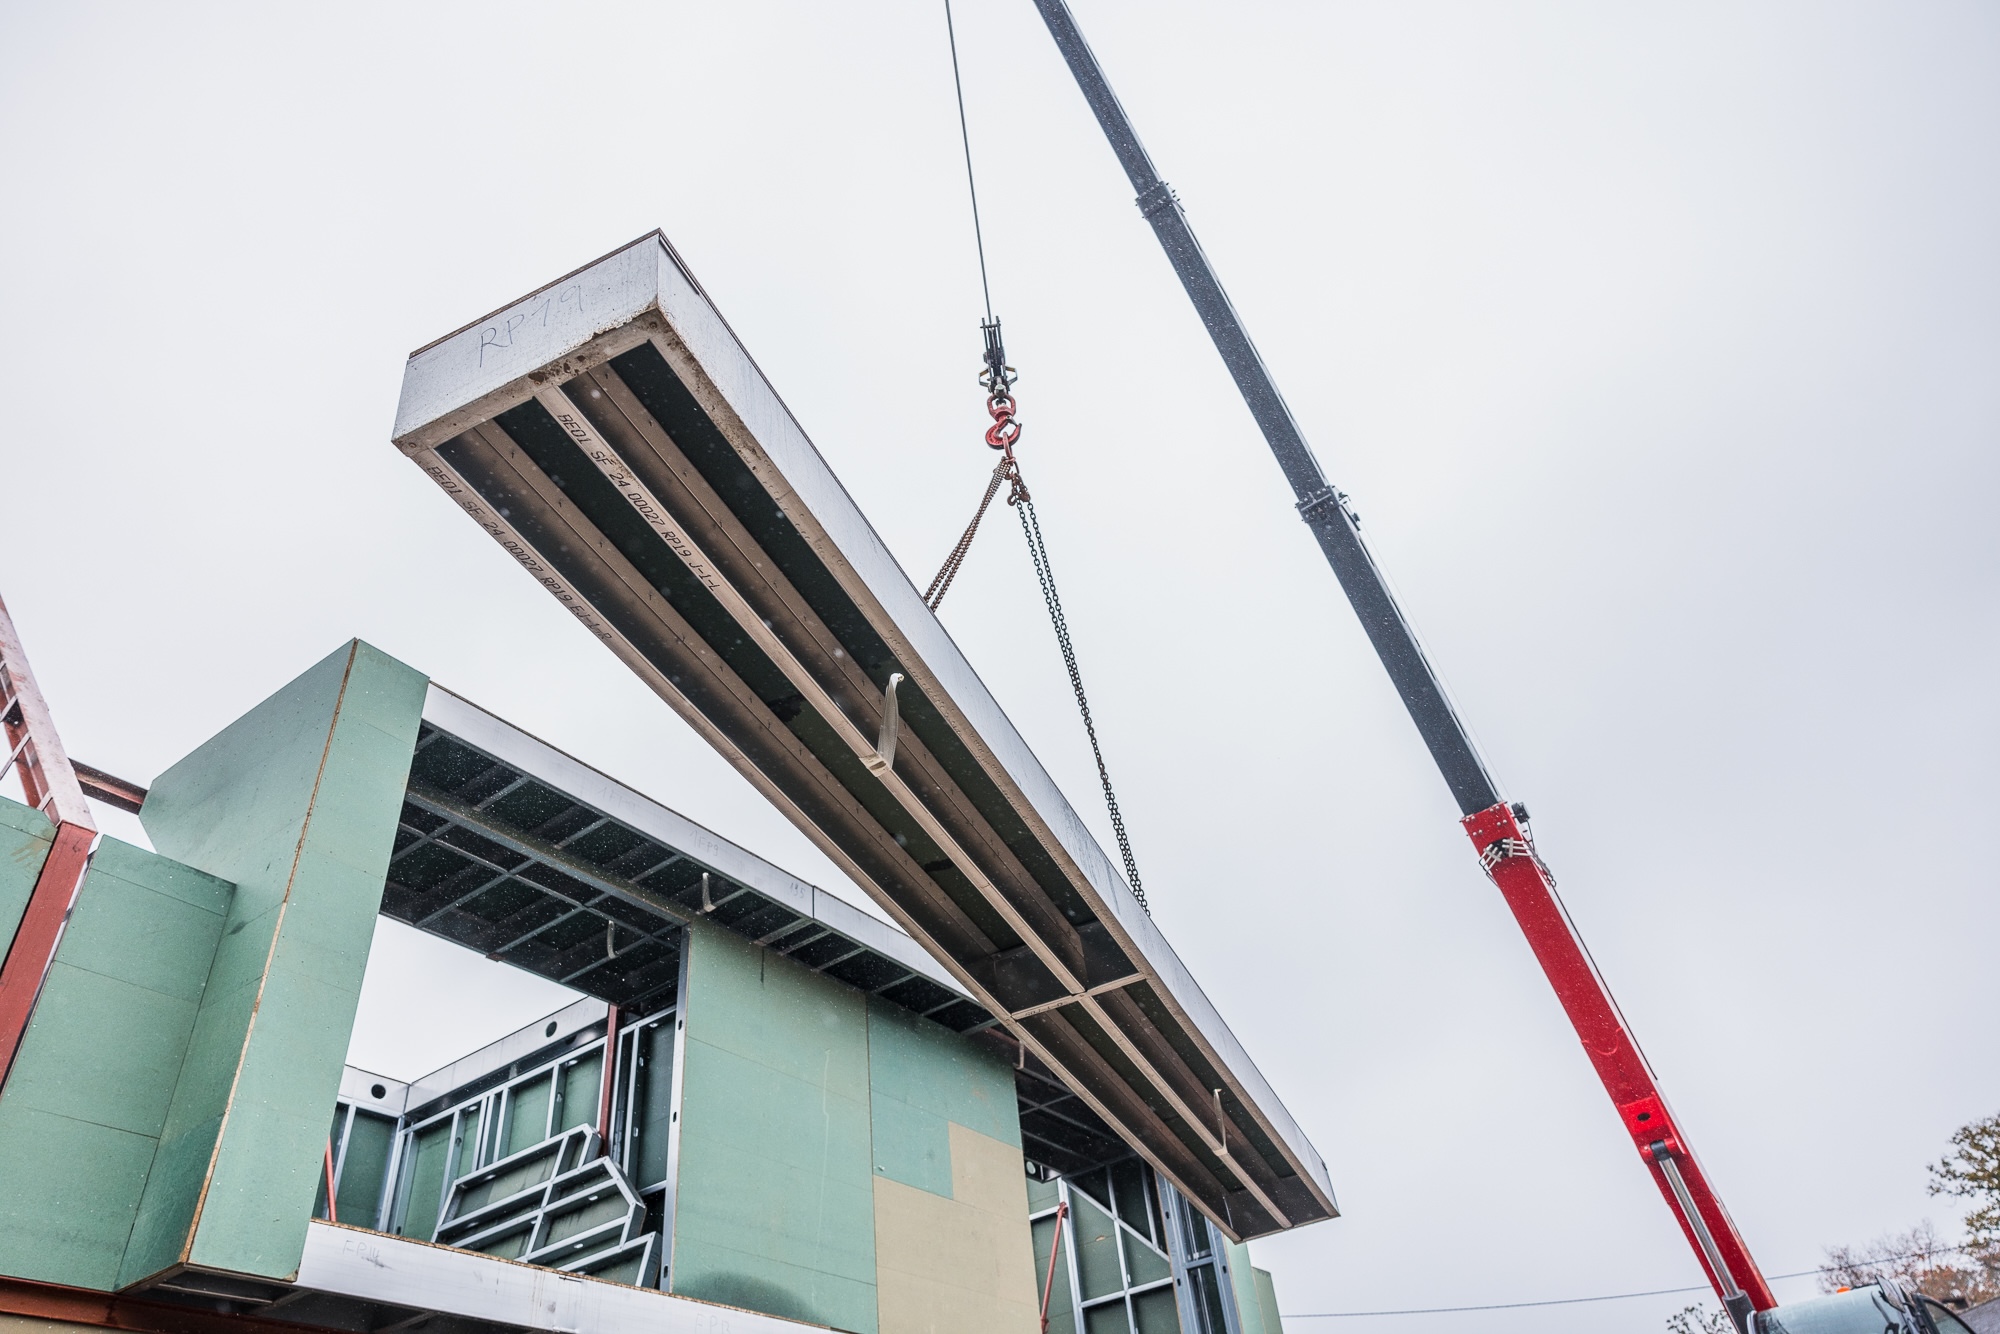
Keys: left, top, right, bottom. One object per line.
{"left": 1013, "top": 482, "right": 1147, "bottom": 912}
{"left": 920, "top": 322, "right": 1148, "bottom": 912}
{"left": 924, "top": 321, "right": 1028, "bottom": 611}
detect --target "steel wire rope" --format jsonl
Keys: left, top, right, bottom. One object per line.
{"left": 923, "top": 456, "right": 1010, "bottom": 609}
{"left": 932, "top": 0, "right": 1148, "bottom": 911}
{"left": 944, "top": 0, "right": 994, "bottom": 322}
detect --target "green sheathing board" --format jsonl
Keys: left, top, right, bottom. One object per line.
{"left": 865, "top": 998, "right": 1019, "bottom": 1196}
{"left": 671, "top": 923, "right": 879, "bottom": 1332}
{"left": 123, "top": 641, "right": 427, "bottom": 1286}
{"left": 0, "top": 836, "right": 232, "bottom": 1288}
{"left": 0, "top": 796, "right": 54, "bottom": 947}
{"left": 1226, "top": 1243, "right": 1273, "bottom": 1334}
{"left": 1253, "top": 1267, "right": 1283, "bottom": 1334}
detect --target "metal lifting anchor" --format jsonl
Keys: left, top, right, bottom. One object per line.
{"left": 866, "top": 673, "right": 905, "bottom": 774}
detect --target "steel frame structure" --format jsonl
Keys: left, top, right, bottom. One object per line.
{"left": 1027, "top": 0, "right": 1772, "bottom": 1323}
{"left": 1030, "top": 1157, "right": 1259, "bottom": 1334}
{"left": 375, "top": 681, "right": 1153, "bottom": 1201}
{"left": 401, "top": 685, "right": 992, "bottom": 1031}
{"left": 1162, "top": 1186, "right": 1249, "bottom": 1334}
{"left": 318, "top": 996, "right": 678, "bottom": 1290}
{"left": 1032, "top": 1163, "right": 1178, "bottom": 1334}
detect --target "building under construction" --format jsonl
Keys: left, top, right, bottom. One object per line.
{"left": 0, "top": 229, "right": 1328, "bottom": 1334}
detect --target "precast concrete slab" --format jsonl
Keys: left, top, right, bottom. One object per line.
{"left": 392, "top": 233, "right": 1335, "bottom": 1239}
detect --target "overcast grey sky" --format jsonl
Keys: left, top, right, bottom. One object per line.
{"left": 3, "top": 2, "right": 1996, "bottom": 1329}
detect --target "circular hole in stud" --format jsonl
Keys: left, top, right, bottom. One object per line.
{"left": 370, "top": 1083, "right": 386, "bottom": 1099}
{"left": 546, "top": 1021, "right": 559, "bottom": 1037}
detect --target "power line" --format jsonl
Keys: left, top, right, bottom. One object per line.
{"left": 1282, "top": 1246, "right": 1977, "bottom": 1319}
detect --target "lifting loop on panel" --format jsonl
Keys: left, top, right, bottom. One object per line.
{"left": 867, "top": 674, "right": 905, "bottom": 774}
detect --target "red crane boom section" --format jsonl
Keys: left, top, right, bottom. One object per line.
{"left": 1463, "top": 802, "right": 1774, "bottom": 1312}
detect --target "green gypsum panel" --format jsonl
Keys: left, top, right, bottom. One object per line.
{"left": 126, "top": 641, "right": 428, "bottom": 1284}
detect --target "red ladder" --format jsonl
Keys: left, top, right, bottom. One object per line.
{"left": 0, "top": 594, "right": 98, "bottom": 1089}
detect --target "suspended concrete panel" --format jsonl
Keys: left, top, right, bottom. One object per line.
{"left": 393, "top": 232, "right": 1335, "bottom": 1239}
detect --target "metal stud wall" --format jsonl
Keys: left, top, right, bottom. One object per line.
{"left": 1030, "top": 1161, "right": 1256, "bottom": 1334}
{"left": 320, "top": 1006, "right": 678, "bottom": 1288}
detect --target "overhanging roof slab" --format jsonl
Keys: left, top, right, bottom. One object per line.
{"left": 397, "top": 683, "right": 985, "bottom": 1031}
{"left": 391, "top": 232, "right": 1335, "bottom": 1239}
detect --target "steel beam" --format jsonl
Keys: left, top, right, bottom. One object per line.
{"left": 404, "top": 783, "right": 692, "bottom": 932}
{"left": 72, "top": 761, "right": 146, "bottom": 814}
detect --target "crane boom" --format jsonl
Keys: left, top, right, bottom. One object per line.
{"left": 1025, "top": 2, "right": 1775, "bottom": 1325}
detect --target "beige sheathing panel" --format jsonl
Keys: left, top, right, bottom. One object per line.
{"left": 949, "top": 1123, "right": 1034, "bottom": 1228}
{"left": 872, "top": 1124, "right": 1038, "bottom": 1334}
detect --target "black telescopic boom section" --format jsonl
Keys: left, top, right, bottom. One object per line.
{"left": 1028, "top": 0, "right": 1500, "bottom": 816}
